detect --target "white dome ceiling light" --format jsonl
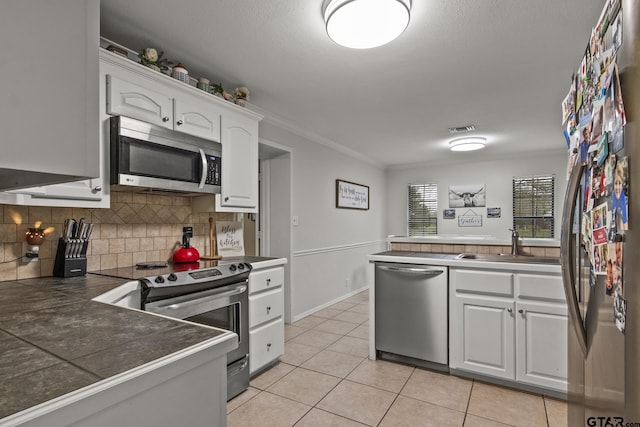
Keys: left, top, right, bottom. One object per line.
{"left": 449, "top": 137, "right": 487, "bottom": 152}
{"left": 323, "top": 0, "right": 411, "bottom": 49}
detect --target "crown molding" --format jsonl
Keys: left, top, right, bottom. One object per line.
{"left": 247, "top": 103, "right": 385, "bottom": 169}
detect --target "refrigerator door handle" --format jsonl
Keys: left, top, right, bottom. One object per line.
{"left": 561, "top": 163, "right": 588, "bottom": 355}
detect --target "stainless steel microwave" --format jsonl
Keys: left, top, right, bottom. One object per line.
{"left": 110, "top": 116, "right": 221, "bottom": 195}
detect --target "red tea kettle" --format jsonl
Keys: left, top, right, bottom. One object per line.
{"left": 172, "top": 227, "right": 200, "bottom": 263}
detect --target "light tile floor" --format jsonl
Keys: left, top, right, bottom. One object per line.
{"left": 227, "top": 291, "right": 568, "bottom": 427}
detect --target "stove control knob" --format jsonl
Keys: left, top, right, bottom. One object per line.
{"left": 237, "top": 263, "right": 245, "bottom": 270}
{"left": 168, "top": 273, "right": 177, "bottom": 281}
{"left": 229, "top": 264, "right": 237, "bottom": 271}
{"left": 154, "top": 276, "right": 165, "bottom": 283}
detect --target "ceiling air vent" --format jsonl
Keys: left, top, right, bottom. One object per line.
{"left": 448, "top": 125, "right": 476, "bottom": 134}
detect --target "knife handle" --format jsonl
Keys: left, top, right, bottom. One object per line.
{"left": 64, "top": 240, "right": 72, "bottom": 258}
{"left": 80, "top": 241, "right": 89, "bottom": 258}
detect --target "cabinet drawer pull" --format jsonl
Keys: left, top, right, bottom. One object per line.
{"left": 507, "top": 308, "right": 513, "bottom": 313}
{"left": 92, "top": 186, "right": 102, "bottom": 193}
{"left": 162, "top": 116, "right": 169, "bottom": 122}
{"left": 266, "top": 278, "right": 271, "bottom": 286}
{"left": 266, "top": 306, "right": 271, "bottom": 314}
{"left": 176, "top": 119, "right": 184, "bottom": 125}
{"left": 266, "top": 342, "right": 271, "bottom": 351}
{"left": 518, "top": 309, "right": 525, "bottom": 314}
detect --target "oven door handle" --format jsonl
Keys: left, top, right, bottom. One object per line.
{"left": 148, "top": 284, "right": 247, "bottom": 315}
{"left": 198, "top": 148, "right": 207, "bottom": 189}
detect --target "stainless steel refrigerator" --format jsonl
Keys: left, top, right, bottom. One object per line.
{"left": 561, "top": 1, "right": 640, "bottom": 425}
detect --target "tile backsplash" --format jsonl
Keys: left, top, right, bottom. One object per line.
{"left": 0, "top": 191, "right": 235, "bottom": 281}
{"left": 389, "top": 242, "right": 561, "bottom": 258}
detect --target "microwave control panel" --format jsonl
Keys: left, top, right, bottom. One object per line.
{"left": 205, "top": 155, "right": 221, "bottom": 186}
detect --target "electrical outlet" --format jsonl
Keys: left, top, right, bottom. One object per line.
{"left": 22, "top": 242, "right": 39, "bottom": 262}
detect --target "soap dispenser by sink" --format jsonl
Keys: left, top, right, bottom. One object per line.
{"left": 172, "top": 226, "right": 200, "bottom": 263}
{"left": 509, "top": 228, "right": 520, "bottom": 256}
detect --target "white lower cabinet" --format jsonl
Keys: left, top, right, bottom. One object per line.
{"left": 248, "top": 265, "right": 285, "bottom": 375}
{"left": 452, "top": 295, "right": 515, "bottom": 380}
{"left": 515, "top": 301, "right": 568, "bottom": 390}
{"left": 249, "top": 319, "right": 284, "bottom": 374}
{"left": 450, "top": 268, "right": 567, "bottom": 393}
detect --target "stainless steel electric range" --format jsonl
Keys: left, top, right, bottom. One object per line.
{"left": 92, "top": 260, "right": 252, "bottom": 400}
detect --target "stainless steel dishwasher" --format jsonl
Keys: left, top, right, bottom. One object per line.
{"left": 375, "top": 262, "right": 448, "bottom": 371}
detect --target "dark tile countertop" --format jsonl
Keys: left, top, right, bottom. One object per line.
{"left": 0, "top": 275, "right": 226, "bottom": 420}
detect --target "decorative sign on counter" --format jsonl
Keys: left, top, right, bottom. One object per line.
{"left": 458, "top": 209, "right": 483, "bottom": 227}
{"left": 216, "top": 221, "right": 245, "bottom": 257}
{"left": 336, "top": 179, "right": 369, "bottom": 210}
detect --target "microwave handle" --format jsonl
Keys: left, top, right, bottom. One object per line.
{"left": 198, "top": 148, "right": 207, "bottom": 189}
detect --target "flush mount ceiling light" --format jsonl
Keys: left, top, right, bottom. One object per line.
{"left": 449, "top": 137, "right": 487, "bottom": 152}
{"left": 323, "top": 0, "right": 411, "bottom": 49}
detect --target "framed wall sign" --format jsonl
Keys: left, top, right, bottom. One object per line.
{"left": 336, "top": 179, "right": 369, "bottom": 210}
{"left": 458, "top": 209, "right": 483, "bottom": 227}
{"left": 487, "top": 207, "right": 501, "bottom": 218}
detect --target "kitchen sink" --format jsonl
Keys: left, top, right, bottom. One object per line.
{"left": 455, "top": 253, "right": 559, "bottom": 264}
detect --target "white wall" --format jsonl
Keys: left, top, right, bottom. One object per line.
{"left": 259, "top": 121, "right": 387, "bottom": 320}
{"left": 385, "top": 149, "right": 569, "bottom": 240}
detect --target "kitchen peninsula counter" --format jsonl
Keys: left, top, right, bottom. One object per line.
{"left": 367, "top": 250, "right": 567, "bottom": 397}
{"left": 369, "top": 250, "right": 561, "bottom": 273}
{"left": 0, "top": 259, "right": 289, "bottom": 426}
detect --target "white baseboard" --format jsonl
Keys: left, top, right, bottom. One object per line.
{"left": 290, "top": 285, "right": 369, "bottom": 323}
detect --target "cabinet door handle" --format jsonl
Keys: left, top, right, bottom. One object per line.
{"left": 266, "top": 306, "right": 271, "bottom": 314}
{"left": 266, "top": 342, "right": 272, "bottom": 351}
{"left": 92, "top": 186, "right": 102, "bottom": 193}
{"left": 224, "top": 196, "right": 229, "bottom": 202}
{"left": 507, "top": 308, "right": 513, "bottom": 313}
{"left": 266, "top": 278, "right": 271, "bottom": 286}
{"left": 518, "top": 309, "right": 525, "bottom": 314}
{"left": 176, "top": 120, "right": 184, "bottom": 125}
{"left": 162, "top": 116, "right": 169, "bottom": 122}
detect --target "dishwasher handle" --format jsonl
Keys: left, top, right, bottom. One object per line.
{"left": 377, "top": 265, "right": 444, "bottom": 277}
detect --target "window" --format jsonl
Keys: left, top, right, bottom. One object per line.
{"left": 512, "top": 175, "right": 555, "bottom": 238}
{"left": 408, "top": 184, "right": 438, "bottom": 236}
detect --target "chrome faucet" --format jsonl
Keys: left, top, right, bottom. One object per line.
{"left": 509, "top": 228, "right": 520, "bottom": 255}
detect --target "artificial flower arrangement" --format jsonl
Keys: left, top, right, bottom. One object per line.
{"left": 234, "top": 86, "right": 250, "bottom": 101}
{"left": 233, "top": 87, "right": 250, "bottom": 106}
{"left": 211, "top": 82, "right": 224, "bottom": 96}
{"left": 138, "top": 48, "right": 172, "bottom": 72}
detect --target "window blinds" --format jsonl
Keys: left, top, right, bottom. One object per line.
{"left": 408, "top": 184, "right": 438, "bottom": 236}
{"left": 512, "top": 175, "right": 555, "bottom": 238}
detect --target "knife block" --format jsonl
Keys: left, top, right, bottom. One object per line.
{"left": 53, "top": 238, "right": 87, "bottom": 277}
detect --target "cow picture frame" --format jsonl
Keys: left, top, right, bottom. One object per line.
{"left": 448, "top": 184, "right": 486, "bottom": 208}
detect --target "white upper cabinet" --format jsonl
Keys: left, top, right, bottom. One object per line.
{"left": 173, "top": 97, "right": 221, "bottom": 142}
{"left": 0, "top": 0, "right": 99, "bottom": 192}
{"left": 216, "top": 113, "right": 259, "bottom": 212}
{"left": 3, "top": 45, "right": 261, "bottom": 209}
{"left": 107, "top": 75, "right": 173, "bottom": 128}
{"left": 103, "top": 51, "right": 259, "bottom": 212}
{"left": 106, "top": 74, "right": 222, "bottom": 142}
